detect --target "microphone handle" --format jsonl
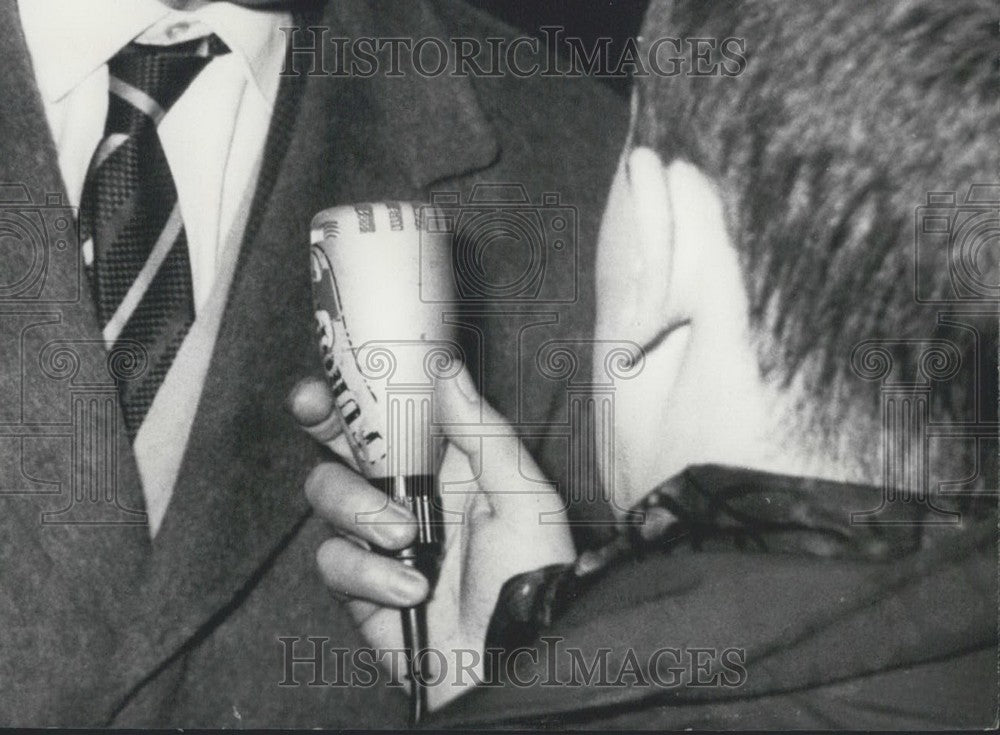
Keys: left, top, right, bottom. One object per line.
{"left": 371, "top": 474, "right": 443, "bottom": 725}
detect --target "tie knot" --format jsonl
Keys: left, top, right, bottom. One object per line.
{"left": 108, "top": 34, "right": 231, "bottom": 126}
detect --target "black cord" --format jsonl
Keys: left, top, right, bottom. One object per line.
{"left": 398, "top": 544, "right": 440, "bottom": 725}
{"left": 400, "top": 604, "right": 428, "bottom": 725}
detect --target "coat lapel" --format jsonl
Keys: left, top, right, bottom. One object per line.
{"left": 108, "top": 0, "right": 498, "bottom": 715}
{"left": 0, "top": 0, "right": 150, "bottom": 634}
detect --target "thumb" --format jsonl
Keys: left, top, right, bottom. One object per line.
{"left": 435, "top": 369, "right": 571, "bottom": 528}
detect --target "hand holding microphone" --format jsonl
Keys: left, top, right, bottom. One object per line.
{"left": 289, "top": 201, "right": 574, "bottom": 714}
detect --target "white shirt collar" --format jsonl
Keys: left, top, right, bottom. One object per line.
{"left": 19, "top": 0, "right": 289, "bottom": 108}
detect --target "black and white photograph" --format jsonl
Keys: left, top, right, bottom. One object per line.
{"left": 0, "top": 0, "right": 996, "bottom": 729}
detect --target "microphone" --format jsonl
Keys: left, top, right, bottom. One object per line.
{"left": 309, "top": 201, "right": 455, "bottom": 724}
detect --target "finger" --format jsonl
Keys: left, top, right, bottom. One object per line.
{"left": 305, "top": 463, "right": 418, "bottom": 550}
{"left": 287, "top": 375, "right": 362, "bottom": 469}
{"left": 316, "top": 536, "right": 429, "bottom": 608}
{"left": 287, "top": 376, "right": 344, "bottom": 445}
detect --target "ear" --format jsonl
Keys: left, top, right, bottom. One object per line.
{"left": 597, "top": 147, "right": 727, "bottom": 346}
{"left": 593, "top": 147, "right": 741, "bottom": 512}
{"left": 593, "top": 146, "right": 710, "bottom": 514}
{"left": 594, "top": 146, "right": 677, "bottom": 351}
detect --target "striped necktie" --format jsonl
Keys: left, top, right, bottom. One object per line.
{"left": 79, "top": 35, "right": 229, "bottom": 441}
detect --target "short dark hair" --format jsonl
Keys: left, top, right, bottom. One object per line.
{"left": 635, "top": 0, "right": 997, "bottom": 489}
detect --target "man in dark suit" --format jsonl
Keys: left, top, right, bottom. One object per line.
{"left": 306, "top": 0, "right": 998, "bottom": 728}
{"left": 0, "top": 0, "right": 624, "bottom": 726}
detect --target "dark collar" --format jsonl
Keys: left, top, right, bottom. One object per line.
{"left": 487, "top": 464, "right": 927, "bottom": 652}
{"left": 619, "top": 463, "right": 925, "bottom": 560}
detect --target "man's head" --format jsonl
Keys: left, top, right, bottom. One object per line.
{"left": 595, "top": 0, "right": 997, "bottom": 512}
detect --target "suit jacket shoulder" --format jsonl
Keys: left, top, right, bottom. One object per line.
{"left": 433, "top": 0, "right": 625, "bottom": 177}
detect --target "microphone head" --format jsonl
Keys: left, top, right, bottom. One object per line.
{"left": 309, "top": 202, "right": 458, "bottom": 478}
{"left": 310, "top": 202, "right": 455, "bottom": 343}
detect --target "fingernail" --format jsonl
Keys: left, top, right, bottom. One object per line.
{"left": 385, "top": 499, "right": 413, "bottom": 522}
{"left": 287, "top": 376, "right": 335, "bottom": 426}
{"left": 374, "top": 503, "right": 415, "bottom": 547}
{"left": 389, "top": 567, "right": 427, "bottom": 605}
